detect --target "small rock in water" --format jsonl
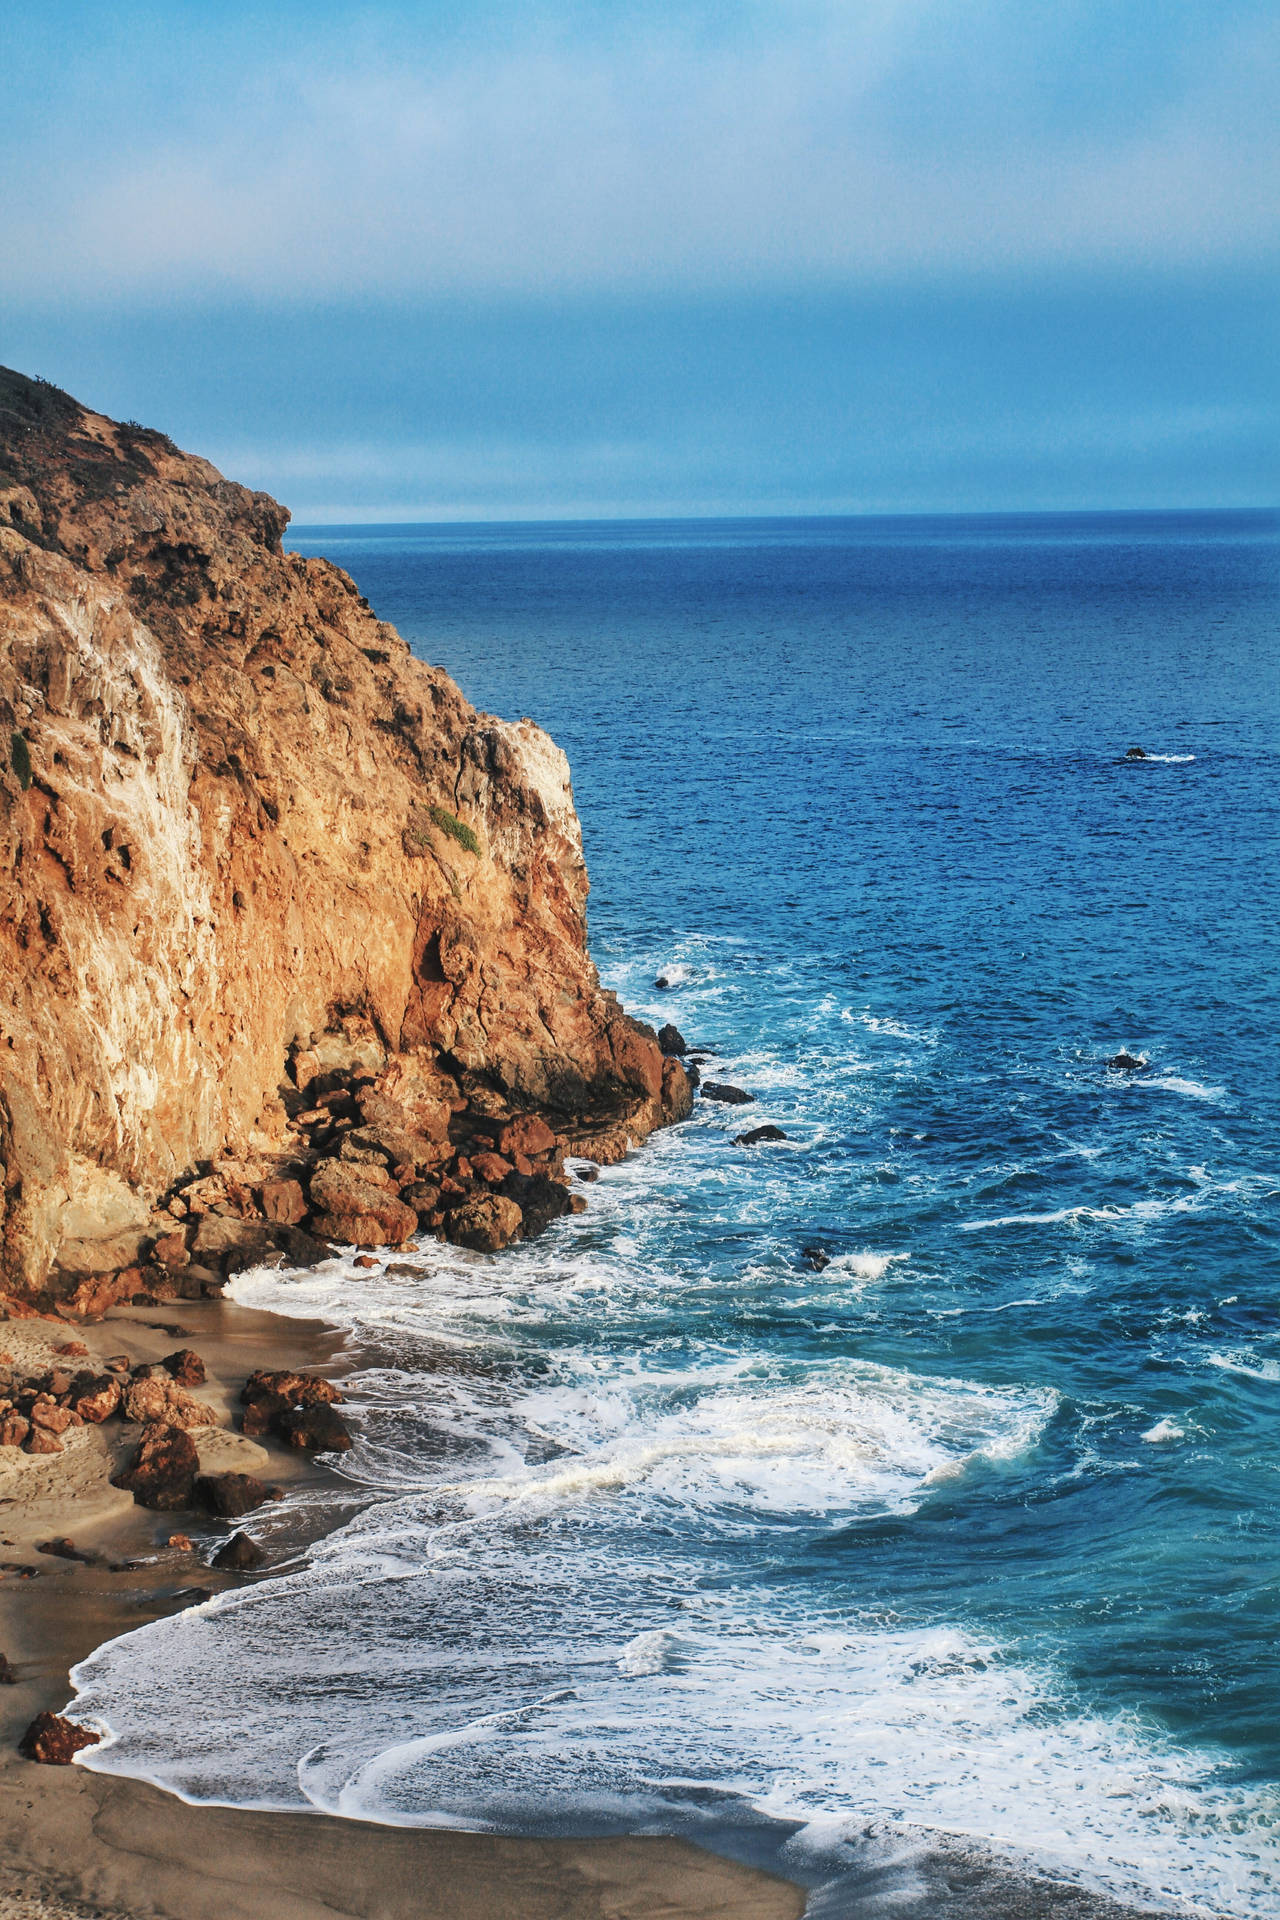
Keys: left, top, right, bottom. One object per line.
{"left": 36, "top": 1537, "right": 105, "bottom": 1566}
{"left": 657, "top": 1023, "right": 687, "bottom": 1056}
{"left": 166, "top": 1534, "right": 194, "bottom": 1553}
{"left": 701, "top": 1082, "right": 755, "bottom": 1105}
{"left": 654, "top": 976, "right": 670, "bottom": 990}
{"left": 734, "top": 1125, "right": 787, "bottom": 1145}
{"left": 196, "top": 1471, "right": 283, "bottom": 1519}
{"left": 1124, "top": 746, "right": 1148, "bottom": 759}
{"left": 802, "top": 1245, "right": 831, "bottom": 1272}
{"left": 1108, "top": 1051, "right": 1149, "bottom": 1072}
{"left": 211, "top": 1531, "right": 265, "bottom": 1572}
{"left": 353, "top": 1254, "right": 380, "bottom": 1269}
{"left": 19, "top": 1712, "right": 101, "bottom": 1764}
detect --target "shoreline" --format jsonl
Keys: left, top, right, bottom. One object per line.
{"left": 0, "top": 1287, "right": 805, "bottom": 1920}
{"left": 0, "top": 1285, "right": 1186, "bottom": 1920}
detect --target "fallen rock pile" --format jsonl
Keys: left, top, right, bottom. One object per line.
{"left": 35, "top": 1025, "right": 686, "bottom": 1319}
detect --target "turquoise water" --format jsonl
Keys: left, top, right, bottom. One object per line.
{"left": 74, "top": 513, "right": 1280, "bottom": 1913}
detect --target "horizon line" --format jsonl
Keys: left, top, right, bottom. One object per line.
{"left": 285, "top": 502, "right": 1280, "bottom": 534}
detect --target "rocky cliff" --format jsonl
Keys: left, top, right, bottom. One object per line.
{"left": 0, "top": 368, "right": 689, "bottom": 1306}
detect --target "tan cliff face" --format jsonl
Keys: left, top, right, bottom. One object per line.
{"left": 0, "top": 369, "right": 689, "bottom": 1298}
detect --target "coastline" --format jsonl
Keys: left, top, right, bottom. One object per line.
{"left": 0, "top": 1287, "right": 1183, "bottom": 1920}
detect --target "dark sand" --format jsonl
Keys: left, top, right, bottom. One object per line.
{"left": 0, "top": 1295, "right": 1185, "bottom": 1919}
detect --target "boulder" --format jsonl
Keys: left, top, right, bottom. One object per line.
{"left": 734, "top": 1125, "right": 787, "bottom": 1145}
{"left": 150, "top": 1230, "right": 190, "bottom": 1271}
{"left": 1124, "top": 746, "right": 1147, "bottom": 759}
{"left": 0, "top": 1413, "right": 29, "bottom": 1447}
{"left": 654, "top": 976, "right": 670, "bottom": 989}
{"left": 274, "top": 1402, "right": 352, "bottom": 1452}
{"left": 498, "top": 1172, "right": 572, "bottom": 1240}
{"left": 163, "top": 1348, "right": 207, "bottom": 1388}
{"left": 195, "top": 1471, "right": 281, "bottom": 1519}
{"left": 111, "top": 1424, "right": 199, "bottom": 1509}
{"left": 240, "top": 1390, "right": 288, "bottom": 1440}
{"left": 28, "top": 1399, "right": 72, "bottom": 1436}
{"left": 470, "top": 1151, "right": 514, "bottom": 1186}
{"left": 657, "top": 1023, "right": 687, "bottom": 1056}
{"left": 259, "top": 1178, "right": 307, "bottom": 1226}
{"left": 19, "top": 1712, "right": 102, "bottom": 1765}
{"left": 190, "top": 1216, "right": 275, "bottom": 1270}
{"left": 23, "top": 1427, "right": 63, "bottom": 1455}
{"left": 211, "top": 1531, "right": 265, "bottom": 1571}
{"left": 342, "top": 1123, "right": 442, "bottom": 1174}
{"left": 801, "top": 1245, "right": 831, "bottom": 1272}
{"left": 662, "top": 1057, "right": 693, "bottom": 1121}
{"left": 241, "top": 1368, "right": 343, "bottom": 1407}
{"left": 309, "top": 1159, "right": 417, "bottom": 1248}
{"left": 495, "top": 1114, "right": 557, "bottom": 1160}
{"left": 122, "top": 1377, "right": 216, "bottom": 1430}
{"left": 240, "top": 1368, "right": 344, "bottom": 1442}
{"left": 701, "top": 1082, "right": 755, "bottom": 1105}
{"left": 70, "top": 1375, "right": 121, "bottom": 1424}
{"left": 1108, "top": 1052, "right": 1148, "bottom": 1072}
{"left": 446, "top": 1192, "right": 524, "bottom": 1254}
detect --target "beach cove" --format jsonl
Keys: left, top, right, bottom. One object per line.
{"left": 0, "top": 374, "right": 1277, "bottom": 1918}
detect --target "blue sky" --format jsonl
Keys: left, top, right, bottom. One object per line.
{"left": 2, "top": 2, "right": 1276, "bottom": 518}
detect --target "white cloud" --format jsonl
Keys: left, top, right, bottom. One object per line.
{"left": 6, "top": 3, "right": 1278, "bottom": 299}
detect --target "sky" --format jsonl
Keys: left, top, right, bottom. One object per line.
{"left": 2, "top": 1, "right": 1277, "bottom": 520}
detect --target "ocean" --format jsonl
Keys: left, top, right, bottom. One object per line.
{"left": 71, "top": 511, "right": 1280, "bottom": 1914}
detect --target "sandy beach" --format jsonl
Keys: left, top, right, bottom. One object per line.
{"left": 0, "top": 1294, "right": 806, "bottom": 1920}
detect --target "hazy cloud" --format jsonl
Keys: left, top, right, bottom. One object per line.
{"left": 5, "top": 1, "right": 1279, "bottom": 300}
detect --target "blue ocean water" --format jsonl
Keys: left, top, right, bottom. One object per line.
{"left": 74, "top": 513, "right": 1280, "bottom": 1913}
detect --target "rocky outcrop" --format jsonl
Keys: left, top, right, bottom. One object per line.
{"left": 0, "top": 369, "right": 690, "bottom": 1298}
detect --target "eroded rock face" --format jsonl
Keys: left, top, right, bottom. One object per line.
{"left": 0, "top": 369, "right": 690, "bottom": 1296}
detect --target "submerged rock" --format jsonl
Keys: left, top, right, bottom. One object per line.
{"left": 734, "top": 1125, "right": 787, "bottom": 1145}
{"left": 1108, "top": 1052, "right": 1149, "bottom": 1072}
{"left": 196, "top": 1471, "right": 282, "bottom": 1519}
{"left": 801, "top": 1245, "right": 831, "bottom": 1272}
{"left": 1124, "top": 746, "right": 1148, "bottom": 759}
{"left": 701, "top": 1082, "right": 755, "bottom": 1105}
{"left": 211, "top": 1531, "right": 265, "bottom": 1572}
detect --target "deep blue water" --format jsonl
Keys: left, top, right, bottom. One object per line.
{"left": 75, "top": 512, "right": 1280, "bottom": 1913}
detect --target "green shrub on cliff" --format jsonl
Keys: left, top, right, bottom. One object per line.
{"left": 428, "top": 804, "right": 481, "bottom": 855}
{"left": 10, "top": 731, "right": 31, "bottom": 790}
